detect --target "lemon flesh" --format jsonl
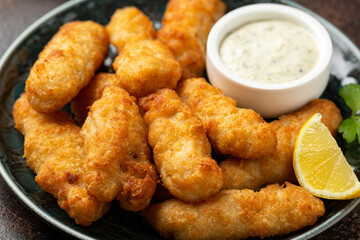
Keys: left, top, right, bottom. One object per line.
{"left": 294, "top": 113, "right": 360, "bottom": 199}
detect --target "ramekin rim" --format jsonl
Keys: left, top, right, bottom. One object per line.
{"left": 206, "top": 3, "right": 333, "bottom": 91}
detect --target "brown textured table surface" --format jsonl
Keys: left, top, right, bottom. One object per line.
{"left": 0, "top": 0, "right": 360, "bottom": 239}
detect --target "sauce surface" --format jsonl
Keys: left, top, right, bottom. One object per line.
{"left": 219, "top": 20, "right": 319, "bottom": 84}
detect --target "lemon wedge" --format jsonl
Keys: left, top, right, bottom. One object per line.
{"left": 293, "top": 113, "right": 360, "bottom": 199}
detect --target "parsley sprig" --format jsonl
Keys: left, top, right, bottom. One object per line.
{"left": 338, "top": 83, "right": 360, "bottom": 144}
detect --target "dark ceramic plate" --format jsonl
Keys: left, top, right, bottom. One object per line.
{"left": 0, "top": 0, "right": 360, "bottom": 239}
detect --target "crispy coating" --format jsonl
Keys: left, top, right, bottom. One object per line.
{"left": 177, "top": 78, "right": 277, "bottom": 159}
{"left": 113, "top": 39, "right": 182, "bottom": 98}
{"left": 270, "top": 98, "right": 343, "bottom": 136}
{"left": 13, "top": 94, "right": 109, "bottom": 226}
{"left": 25, "top": 21, "right": 109, "bottom": 113}
{"left": 221, "top": 99, "right": 343, "bottom": 190}
{"left": 71, "top": 73, "right": 117, "bottom": 125}
{"left": 106, "top": 6, "right": 155, "bottom": 52}
{"left": 142, "top": 182, "right": 325, "bottom": 240}
{"left": 81, "top": 86, "right": 157, "bottom": 211}
{"left": 139, "top": 89, "right": 223, "bottom": 202}
{"left": 157, "top": 0, "right": 226, "bottom": 80}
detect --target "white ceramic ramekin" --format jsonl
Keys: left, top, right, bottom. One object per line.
{"left": 206, "top": 3, "right": 332, "bottom": 118}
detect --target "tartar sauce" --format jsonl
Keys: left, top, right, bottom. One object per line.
{"left": 219, "top": 20, "right": 319, "bottom": 84}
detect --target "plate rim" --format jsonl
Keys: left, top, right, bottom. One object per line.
{"left": 0, "top": 0, "right": 359, "bottom": 239}
{"left": 281, "top": 1, "right": 360, "bottom": 236}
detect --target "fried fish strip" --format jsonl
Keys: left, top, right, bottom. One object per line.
{"left": 82, "top": 86, "right": 157, "bottom": 211}
{"left": 221, "top": 99, "right": 343, "bottom": 190}
{"left": 13, "top": 94, "right": 109, "bottom": 226}
{"left": 73, "top": 8, "right": 182, "bottom": 120}
{"left": 177, "top": 78, "right": 277, "bottom": 159}
{"left": 106, "top": 6, "right": 155, "bottom": 52}
{"left": 25, "top": 21, "right": 109, "bottom": 113}
{"left": 113, "top": 39, "right": 182, "bottom": 98}
{"left": 139, "top": 89, "right": 223, "bottom": 202}
{"left": 142, "top": 182, "right": 325, "bottom": 240}
{"left": 157, "top": 0, "right": 226, "bottom": 79}
{"left": 71, "top": 73, "right": 116, "bottom": 125}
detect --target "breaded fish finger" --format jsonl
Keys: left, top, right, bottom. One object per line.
{"left": 73, "top": 8, "right": 182, "bottom": 120}
{"left": 25, "top": 21, "right": 109, "bottom": 113}
{"left": 139, "top": 89, "right": 223, "bottom": 202}
{"left": 177, "top": 78, "right": 277, "bottom": 159}
{"left": 142, "top": 182, "right": 325, "bottom": 240}
{"left": 71, "top": 73, "right": 117, "bottom": 125}
{"left": 157, "top": 0, "right": 226, "bottom": 80}
{"left": 106, "top": 6, "right": 155, "bottom": 52}
{"left": 13, "top": 94, "right": 109, "bottom": 226}
{"left": 221, "top": 99, "right": 343, "bottom": 190}
{"left": 82, "top": 86, "right": 157, "bottom": 211}
{"left": 113, "top": 39, "right": 182, "bottom": 98}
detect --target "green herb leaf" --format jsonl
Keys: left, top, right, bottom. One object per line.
{"left": 338, "top": 83, "right": 360, "bottom": 144}
{"left": 338, "top": 118, "right": 360, "bottom": 144}
{"left": 339, "top": 84, "right": 360, "bottom": 114}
